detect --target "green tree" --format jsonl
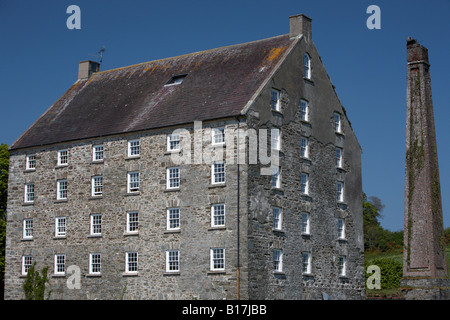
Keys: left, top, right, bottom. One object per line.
{"left": 23, "top": 263, "right": 51, "bottom": 300}
{"left": 0, "top": 143, "right": 9, "bottom": 299}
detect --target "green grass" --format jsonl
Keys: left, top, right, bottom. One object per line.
{"left": 364, "top": 245, "right": 450, "bottom": 299}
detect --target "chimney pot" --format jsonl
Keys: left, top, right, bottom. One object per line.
{"left": 78, "top": 60, "right": 100, "bottom": 80}
{"left": 289, "top": 14, "right": 312, "bottom": 40}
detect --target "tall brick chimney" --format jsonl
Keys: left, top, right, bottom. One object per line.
{"left": 78, "top": 60, "right": 100, "bottom": 80}
{"left": 289, "top": 14, "right": 312, "bottom": 40}
{"left": 403, "top": 38, "right": 447, "bottom": 279}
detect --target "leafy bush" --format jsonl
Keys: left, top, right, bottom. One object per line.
{"left": 365, "top": 258, "right": 402, "bottom": 290}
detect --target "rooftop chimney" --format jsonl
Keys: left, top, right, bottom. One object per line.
{"left": 78, "top": 60, "right": 100, "bottom": 80}
{"left": 289, "top": 14, "right": 312, "bottom": 40}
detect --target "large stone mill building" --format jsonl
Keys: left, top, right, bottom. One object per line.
{"left": 5, "top": 14, "right": 364, "bottom": 300}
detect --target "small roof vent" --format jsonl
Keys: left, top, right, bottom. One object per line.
{"left": 165, "top": 74, "right": 187, "bottom": 86}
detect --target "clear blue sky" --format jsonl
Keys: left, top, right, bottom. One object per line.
{"left": 1, "top": 0, "right": 449, "bottom": 231}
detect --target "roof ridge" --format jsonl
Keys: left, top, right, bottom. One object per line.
{"left": 93, "top": 34, "right": 290, "bottom": 77}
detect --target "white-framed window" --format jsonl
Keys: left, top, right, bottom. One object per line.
{"left": 337, "top": 181, "right": 344, "bottom": 202}
{"left": 166, "top": 250, "right": 180, "bottom": 273}
{"left": 273, "top": 207, "right": 282, "bottom": 230}
{"left": 302, "top": 252, "right": 311, "bottom": 274}
{"left": 93, "top": 145, "right": 104, "bottom": 161}
{"left": 167, "top": 133, "right": 180, "bottom": 151}
{"left": 55, "top": 216, "right": 66, "bottom": 237}
{"left": 301, "top": 212, "right": 310, "bottom": 235}
{"left": 336, "top": 147, "right": 343, "bottom": 168}
{"left": 24, "top": 183, "right": 35, "bottom": 203}
{"left": 271, "top": 128, "right": 281, "bottom": 151}
{"left": 22, "top": 256, "right": 33, "bottom": 275}
{"left": 90, "top": 214, "right": 102, "bottom": 236}
{"left": 91, "top": 176, "right": 103, "bottom": 197}
{"left": 54, "top": 254, "right": 66, "bottom": 275}
{"left": 23, "top": 219, "right": 33, "bottom": 239}
{"left": 127, "top": 211, "right": 139, "bottom": 233}
{"left": 338, "top": 218, "right": 345, "bottom": 239}
{"left": 167, "top": 167, "right": 180, "bottom": 189}
{"left": 338, "top": 255, "right": 347, "bottom": 277}
{"left": 127, "top": 172, "right": 140, "bottom": 193}
{"left": 212, "top": 161, "right": 225, "bottom": 184}
{"left": 300, "top": 137, "right": 309, "bottom": 158}
{"left": 271, "top": 89, "right": 281, "bottom": 112}
{"left": 273, "top": 249, "right": 283, "bottom": 272}
{"left": 125, "top": 252, "right": 138, "bottom": 273}
{"left": 128, "top": 139, "right": 140, "bottom": 157}
{"left": 211, "top": 204, "right": 225, "bottom": 227}
{"left": 300, "top": 173, "right": 309, "bottom": 195}
{"left": 57, "top": 179, "right": 67, "bottom": 200}
{"left": 167, "top": 208, "right": 180, "bottom": 231}
{"left": 26, "top": 154, "right": 36, "bottom": 170}
{"left": 89, "top": 253, "right": 101, "bottom": 274}
{"left": 334, "top": 112, "right": 342, "bottom": 133}
{"left": 300, "top": 99, "right": 309, "bottom": 122}
{"left": 57, "top": 149, "right": 68, "bottom": 166}
{"left": 272, "top": 166, "right": 281, "bottom": 189}
{"left": 212, "top": 127, "right": 225, "bottom": 145}
{"left": 210, "top": 248, "right": 225, "bottom": 271}
{"left": 304, "top": 53, "right": 311, "bottom": 79}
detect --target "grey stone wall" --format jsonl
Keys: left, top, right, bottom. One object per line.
{"left": 5, "top": 122, "right": 249, "bottom": 300}
{"left": 245, "top": 36, "right": 364, "bottom": 300}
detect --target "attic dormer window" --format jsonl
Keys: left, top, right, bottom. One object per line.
{"left": 165, "top": 74, "right": 187, "bottom": 86}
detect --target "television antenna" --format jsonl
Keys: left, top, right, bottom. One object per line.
{"left": 89, "top": 46, "right": 106, "bottom": 65}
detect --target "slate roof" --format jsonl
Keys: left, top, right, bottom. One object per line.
{"left": 11, "top": 34, "right": 294, "bottom": 150}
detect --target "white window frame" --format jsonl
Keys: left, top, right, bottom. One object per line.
{"left": 300, "top": 99, "right": 309, "bottom": 122}
{"left": 212, "top": 127, "right": 225, "bottom": 145}
{"left": 90, "top": 214, "right": 102, "bottom": 236}
{"left": 93, "top": 145, "right": 104, "bottom": 162}
{"left": 22, "top": 256, "right": 33, "bottom": 275}
{"left": 91, "top": 176, "right": 103, "bottom": 197}
{"left": 127, "top": 171, "right": 140, "bottom": 193}
{"left": 273, "top": 249, "right": 283, "bottom": 273}
{"left": 26, "top": 154, "right": 36, "bottom": 170}
{"left": 24, "top": 183, "right": 35, "bottom": 203}
{"left": 272, "top": 166, "right": 281, "bottom": 189}
{"left": 273, "top": 207, "right": 282, "bottom": 231}
{"left": 166, "top": 167, "right": 180, "bottom": 189}
{"left": 338, "top": 218, "right": 346, "bottom": 239}
{"left": 302, "top": 252, "right": 311, "bottom": 274}
{"left": 167, "top": 133, "right": 181, "bottom": 152}
{"left": 337, "top": 181, "right": 344, "bottom": 202}
{"left": 300, "top": 137, "right": 309, "bottom": 159}
{"left": 210, "top": 248, "right": 225, "bottom": 271}
{"left": 23, "top": 218, "right": 33, "bottom": 239}
{"left": 89, "top": 253, "right": 101, "bottom": 274}
{"left": 166, "top": 250, "right": 180, "bottom": 273}
{"left": 211, "top": 204, "right": 225, "bottom": 227}
{"left": 54, "top": 254, "right": 66, "bottom": 275}
{"left": 55, "top": 216, "right": 66, "bottom": 237}
{"left": 271, "top": 89, "right": 281, "bottom": 112}
{"left": 334, "top": 112, "right": 342, "bottom": 133}
{"left": 167, "top": 208, "right": 180, "bottom": 231}
{"left": 300, "top": 173, "right": 309, "bottom": 195}
{"left": 212, "top": 161, "right": 226, "bottom": 184}
{"left": 127, "top": 139, "right": 140, "bottom": 157}
{"left": 271, "top": 128, "right": 281, "bottom": 151}
{"left": 125, "top": 252, "right": 138, "bottom": 274}
{"left": 127, "top": 211, "right": 139, "bottom": 233}
{"left": 57, "top": 149, "right": 68, "bottom": 166}
{"left": 339, "top": 256, "right": 347, "bottom": 277}
{"left": 336, "top": 147, "right": 343, "bottom": 168}
{"left": 301, "top": 212, "right": 310, "bottom": 235}
{"left": 304, "top": 53, "right": 311, "bottom": 79}
{"left": 57, "top": 179, "right": 67, "bottom": 200}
